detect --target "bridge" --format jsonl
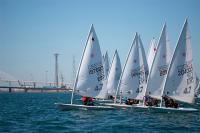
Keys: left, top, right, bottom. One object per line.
{"left": 0, "top": 79, "right": 73, "bottom": 92}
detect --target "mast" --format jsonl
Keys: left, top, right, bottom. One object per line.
{"left": 54, "top": 53, "right": 59, "bottom": 87}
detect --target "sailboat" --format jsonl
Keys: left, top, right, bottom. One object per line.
{"left": 95, "top": 51, "right": 110, "bottom": 100}
{"left": 55, "top": 25, "right": 113, "bottom": 110}
{"left": 106, "top": 33, "right": 149, "bottom": 109}
{"left": 147, "top": 38, "right": 157, "bottom": 70}
{"left": 107, "top": 50, "right": 122, "bottom": 97}
{"left": 145, "top": 24, "right": 171, "bottom": 104}
{"left": 103, "top": 51, "right": 110, "bottom": 79}
{"left": 96, "top": 50, "right": 121, "bottom": 102}
{"left": 149, "top": 20, "right": 198, "bottom": 112}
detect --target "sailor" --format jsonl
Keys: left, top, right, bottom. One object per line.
{"left": 163, "top": 95, "right": 170, "bottom": 107}
{"left": 144, "top": 95, "right": 150, "bottom": 106}
{"left": 125, "top": 99, "right": 139, "bottom": 105}
{"left": 169, "top": 99, "right": 179, "bottom": 108}
{"left": 163, "top": 95, "right": 178, "bottom": 108}
{"left": 81, "top": 96, "right": 88, "bottom": 105}
{"left": 81, "top": 96, "right": 94, "bottom": 106}
{"left": 173, "top": 101, "right": 179, "bottom": 108}
{"left": 132, "top": 99, "right": 139, "bottom": 104}
{"left": 87, "top": 97, "right": 94, "bottom": 106}
{"left": 108, "top": 95, "right": 114, "bottom": 100}
{"left": 125, "top": 98, "right": 132, "bottom": 105}
{"left": 125, "top": 98, "right": 130, "bottom": 105}
{"left": 151, "top": 98, "right": 159, "bottom": 106}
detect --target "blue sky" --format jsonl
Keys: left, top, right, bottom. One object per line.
{"left": 0, "top": 0, "right": 200, "bottom": 83}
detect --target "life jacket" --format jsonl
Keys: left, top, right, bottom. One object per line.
{"left": 81, "top": 96, "right": 87, "bottom": 102}
{"left": 88, "top": 97, "right": 93, "bottom": 102}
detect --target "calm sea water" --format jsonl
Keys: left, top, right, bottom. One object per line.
{"left": 0, "top": 92, "right": 200, "bottom": 133}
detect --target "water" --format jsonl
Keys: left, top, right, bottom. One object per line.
{"left": 0, "top": 92, "right": 200, "bottom": 133}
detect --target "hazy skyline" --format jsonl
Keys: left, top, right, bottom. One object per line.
{"left": 0, "top": 0, "right": 200, "bottom": 83}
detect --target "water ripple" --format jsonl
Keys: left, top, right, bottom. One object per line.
{"left": 0, "top": 92, "right": 200, "bottom": 133}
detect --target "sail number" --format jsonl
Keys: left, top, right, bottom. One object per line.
{"left": 131, "top": 66, "right": 148, "bottom": 85}
{"left": 89, "top": 64, "right": 103, "bottom": 75}
{"left": 177, "top": 64, "right": 193, "bottom": 76}
{"left": 177, "top": 62, "right": 194, "bottom": 85}
{"left": 94, "top": 84, "right": 103, "bottom": 91}
{"left": 160, "top": 69, "right": 167, "bottom": 76}
{"left": 88, "top": 63, "right": 104, "bottom": 81}
{"left": 159, "top": 65, "right": 168, "bottom": 76}
{"left": 131, "top": 69, "right": 148, "bottom": 78}
{"left": 136, "top": 86, "right": 143, "bottom": 93}
{"left": 187, "top": 77, "right": 193, "bottom": 85}
{"left": 139, "top": 78, "right": 145, "bottom": 85}
{"left": 183, "top": 86, "right": 191, "bottom": 94}
{"left": 97, "top": 75, "right": 104, "bottom": 81}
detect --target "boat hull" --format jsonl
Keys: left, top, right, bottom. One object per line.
{"left": 94, "top": 99, "right": 113, "bottom": 103}
{"left": 104, "top": 103, "right": 148, "bottom": 111}
{"left": 148, "top": 106, "right": 198, "bottom": 113}
{"left": 75, "top": 99, "right": 113, "bottom": 103}
{"left": 55, "top": 103, "right": 114, "bottom": 111}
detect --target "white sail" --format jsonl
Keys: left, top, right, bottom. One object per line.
{"left": 138, "top": 35, "right": 149, "bottom": 99}
{"left": 107, "top": 50, "right": 122, "bottom": 96}
{"left": 95, "top": 80, "right": 108, "bottom": 99}
{"left": 163, "top": 20, "right": 196, "bottom": 104}
{"left": 147, "top": 38, "right": 157, "bottom": 70}
{"left": 146, "top": 24, "right": 171, "bottom": 100}
{"left": 96, "top": 50, "right": 121, "bottom": 99}
{"left": 118, "top": 33, "right": 148, "bottom": 100}
{"left": 95, "top": 51, "right": 110, "bottom": 99}
{"left": 74, "top": 25, "right": 104, "bottom": 98}
{"left": 103, "top": 51, "right": 110, "bottom": 80}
